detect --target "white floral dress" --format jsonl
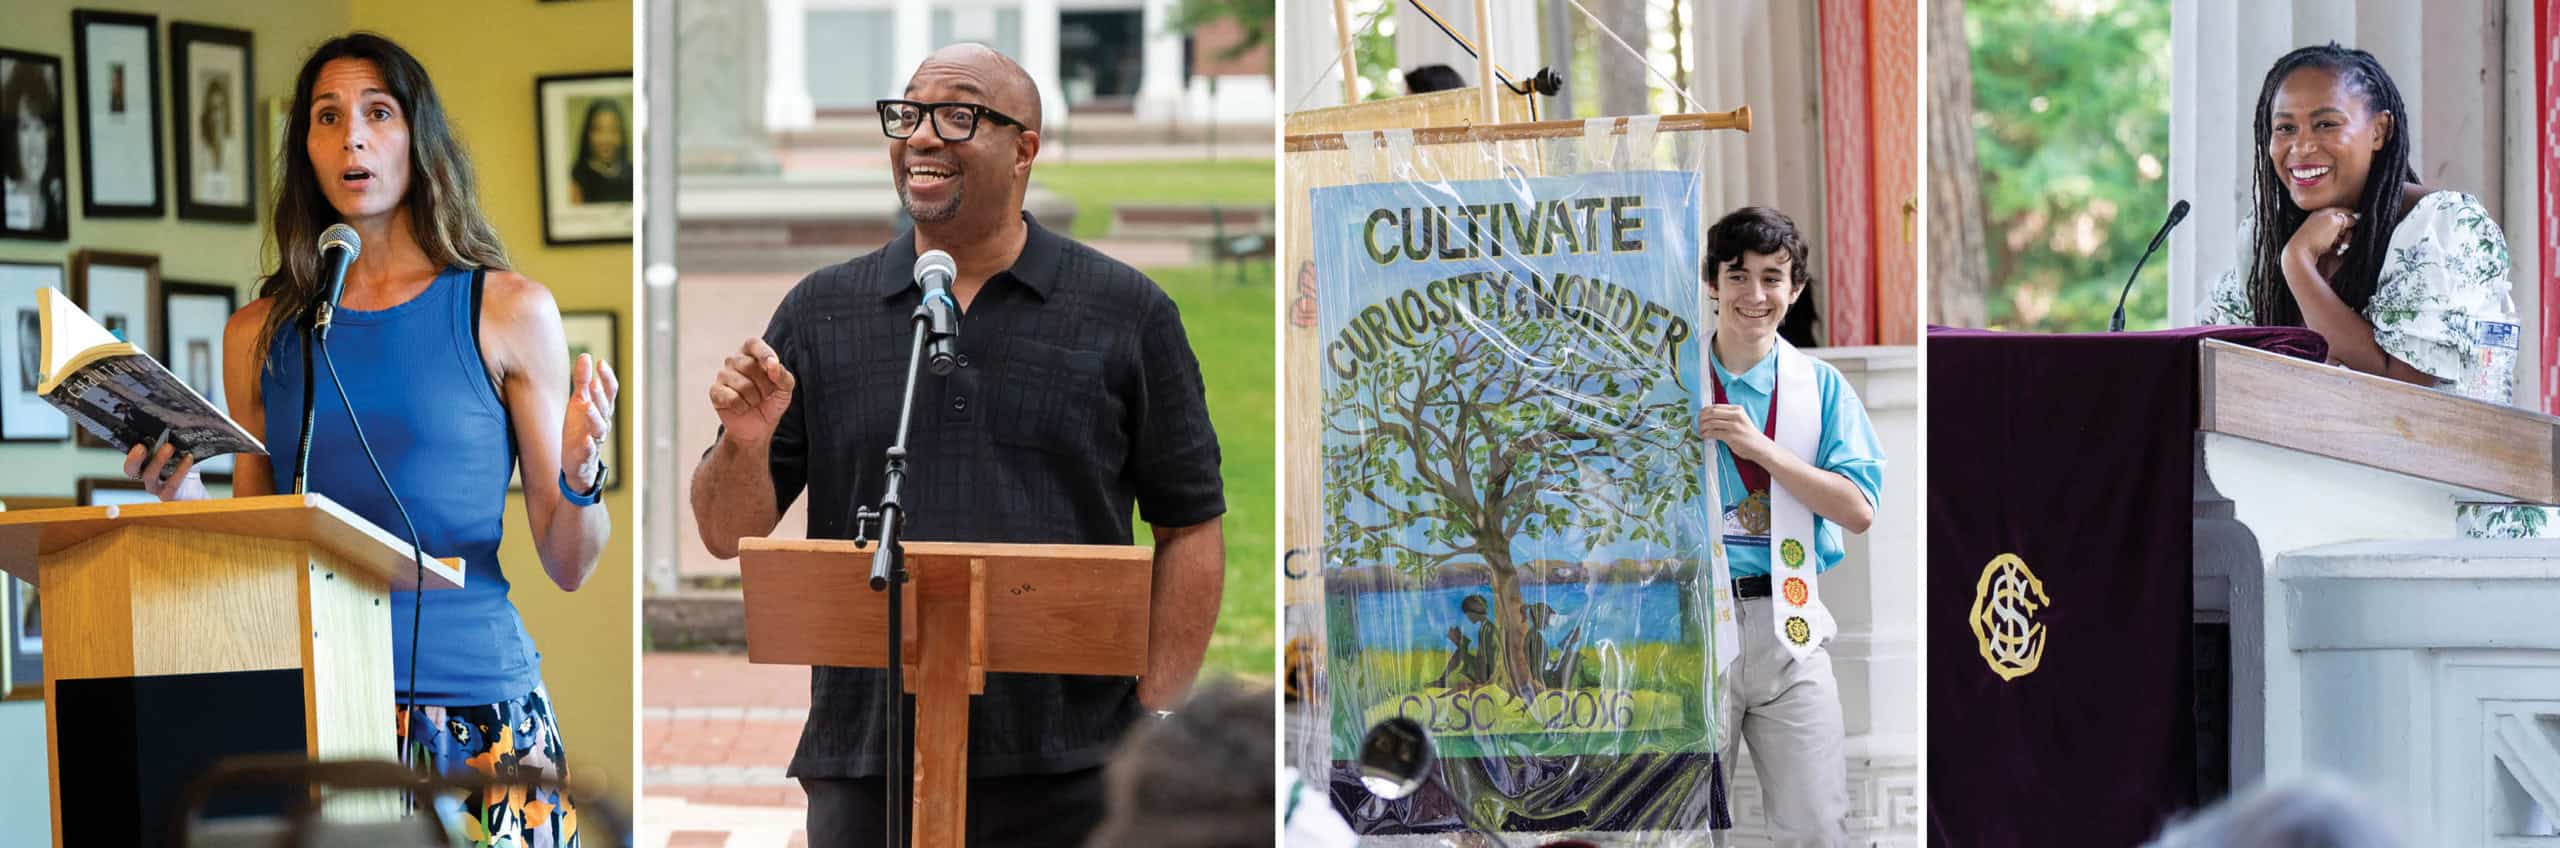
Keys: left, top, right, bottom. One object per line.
{"left": 2203, "top": 191, "right": 2543, "bottom": 536}
{"left": 2199, "top": 190, "right": 2519, "bottom": 404}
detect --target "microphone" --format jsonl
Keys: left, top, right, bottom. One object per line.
{"left": 2109, "top": 200, "right": 2189, "bottom": 332}
{"left": 314, "top": 224, "right": 362, "bottom": 342}
{"left": 915, "top": 249, "right": 961, "bottom": 375}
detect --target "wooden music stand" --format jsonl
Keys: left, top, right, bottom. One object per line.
{"left": 737, "top": 538, "right": 1154, "bottom": 848}
{"left": 0, "top": 493, "right": 463, "bottom": 846}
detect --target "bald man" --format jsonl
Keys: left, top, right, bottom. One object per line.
{"left": 690, "top": 45, "right": 1229, "bottom": 845}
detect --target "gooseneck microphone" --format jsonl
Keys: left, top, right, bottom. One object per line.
{"left": 313, "top": 223, "right": 362, "bottom": 342}
{"left": 2109, "top": 199, "right": 2190, "bottom": 333}
{"left": 296, "top": 224, "right": 363, "bottom": 494}
{"left": 915, "top": 249, "right": 962, "bottom": 375}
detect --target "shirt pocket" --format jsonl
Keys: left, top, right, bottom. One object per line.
{"left": 990, "top": 336, "right": 1113, "bottom": 456}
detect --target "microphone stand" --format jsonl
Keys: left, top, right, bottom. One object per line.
{"left": 294, "top": 324, "right": 318, "bottom": 494}
{"left": 850, "top": 292, "right": 956, "bottom": 848}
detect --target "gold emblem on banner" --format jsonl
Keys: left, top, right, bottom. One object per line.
{"left": 1969, "top": 553, "right": 2050, "bottom": 682}
{"left": 1739, "top": 490, "right": 1771, "bottom": 535}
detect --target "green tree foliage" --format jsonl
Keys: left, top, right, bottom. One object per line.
{"left": 1174, "top": 0, "right": 1275, "bottom": 60}
{"left": 1967, "top": 0, "right": 2172, "bottom": 330}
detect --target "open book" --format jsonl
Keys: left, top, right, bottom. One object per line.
{"left": 36, "top": 287, "right": 265, "bottom": 460}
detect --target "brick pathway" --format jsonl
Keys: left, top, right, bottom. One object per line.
{"left": 640, "top": 652, "right": 812, "bottom": 848}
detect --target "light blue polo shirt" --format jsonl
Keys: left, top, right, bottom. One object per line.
{"left": 1707, "top": 345, "right": 1886, "bottom": 576}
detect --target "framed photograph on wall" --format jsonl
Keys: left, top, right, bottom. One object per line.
{"left": 534, "top": 72, "right": 634, "bottom": 246}
{"left": 0, "top": 494, "right": 65, "bottom": 700}
{"left": 71, "top": 10, "right": 165, "bottom": 219}
{"left": 563, "top": 309, "right": 621, "bottom": 490}
{"left": 70, "top": 249, "right": 159, "bottom": 449}
{"left": 170, "top": 23, "right": 254, "bottom": 223}
{"left": 163, "top": 280, "right": 236, "bottom": 478}
{"left": 4, "top": 574, "right": 37, "bottom": 699}
{"left": 0, "top": 261, "right": 69, "bottom": 442}
{"left": 0, "top": 49, "right": 72, "bottom": 242}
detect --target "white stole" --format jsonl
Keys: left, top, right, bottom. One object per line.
{"left": 1701, "top": 334, "right": 1834, "bottom": 671}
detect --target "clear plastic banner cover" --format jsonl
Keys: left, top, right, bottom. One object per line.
{"left": 1286, "top": 128, "right": 1731, "bottom": 842}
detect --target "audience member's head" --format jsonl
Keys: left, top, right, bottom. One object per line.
{"left": 1404, "top": 64, "right": 1465, "bottom": 94}
{"left": 2145, "top": 776, "right": 2399, "bottom": 848}
{"left": 1086, "top": 680, "right": 1275, "bottom": 847}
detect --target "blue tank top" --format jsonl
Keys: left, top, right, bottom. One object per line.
{"left": 262, "top": 265, "right": 541, "bottom": 706}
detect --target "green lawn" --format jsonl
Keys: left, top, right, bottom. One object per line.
{"left": 1039, "top": 159, "right": 1276, "bottom": 685}
{"left": 1033, "top": 160, "right": 1276, "bottom": 240}
{"left": 1146, "top": 262, "right": 1276, "bottom": 685}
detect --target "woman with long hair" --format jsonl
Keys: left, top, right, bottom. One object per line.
{"left": 123, "top": 33, "right": 614, "bottom": 846}
{"left": 2, "top": 58, "right": 66, "bottom": 237}
{"left": 567, "top": 98, "right": 629, "bottom": 204}
{"left": 2200, "top": 43, "right": 2518, "bottom": 403}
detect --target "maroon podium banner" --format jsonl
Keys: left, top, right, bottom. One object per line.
{"left": 1925, "top": 325, "right": 2324, "bottom": 847}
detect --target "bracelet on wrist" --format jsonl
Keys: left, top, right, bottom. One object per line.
{"left": 559, "top": 463, "right": 606, "bottom": 506}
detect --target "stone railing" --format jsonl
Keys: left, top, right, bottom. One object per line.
{"left": 2275, "top": 540, "right": 2560, "bottom": 844}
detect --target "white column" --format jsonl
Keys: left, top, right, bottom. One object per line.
{"left": 1391, "top": 0, "right": 1536, "bottom": 91}
{"left": 1281, "top": 0, "right": 1347, "bottom": 110}
{"left": 1688, "top": 0, "right": 1739, "bottom": 215}
{"left": 1135, "top": 0, "right": 1185, "bottom": 121}
{"left": 764, "top": 0, "right": 815, "bottom": 131}
{"left": 1688, "top": 2, "right": 1824, "bottom": 281}
{"left": 1018, "top": 0, "right": 1067, "bottom": 129}
{"left": 894, "top": 0, "right": 932, "bottom": 91}
{"left": 2503, "top": 0, "right": 2542, "bottom": 412}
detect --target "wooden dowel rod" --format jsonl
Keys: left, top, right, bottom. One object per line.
{"left": 1334, "top": 0, "right": 1360, "bottom": 104}
{"left": 1473, "top": 0, "right": 1497, "bottom": 122}
{"left": 1281, "top": 106, "right": 1753, "bottom": 152}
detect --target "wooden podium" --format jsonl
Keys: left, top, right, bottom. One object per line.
{"left": 737, "top": 538, "right": 1154, "bottom": 848}
{"left": 0, "top": 494, "right": 463, "bottom": 847}
{"left": 2193, "top": 339, "right": 2560, "bottom": 798}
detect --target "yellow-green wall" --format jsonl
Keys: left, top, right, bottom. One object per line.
{"left": 0, "top": 1, "right": 634, "bottom": 840}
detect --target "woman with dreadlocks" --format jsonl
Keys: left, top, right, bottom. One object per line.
{"left": 2199, "top": 43, "right": 2519, "bottom": 403}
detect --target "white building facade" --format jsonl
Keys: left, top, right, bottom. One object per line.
{"left": 760, "top": 0, "right": 1273, "bottom": 132}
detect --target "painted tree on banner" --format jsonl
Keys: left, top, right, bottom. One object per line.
{"left": 1322, "top": 303, "right": 1701, "bottom": 700}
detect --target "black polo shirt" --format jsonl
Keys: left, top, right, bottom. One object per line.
{"left": 744, "top": 214, "right": 1226, "bottom": 779}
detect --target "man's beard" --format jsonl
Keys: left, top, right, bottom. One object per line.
{"left": 900, "top": 178, "right": 962, "bottom": 223}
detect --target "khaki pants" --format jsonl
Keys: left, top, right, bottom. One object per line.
{"left": 1715, "top": 596, "right": 1849, "bottom": 847}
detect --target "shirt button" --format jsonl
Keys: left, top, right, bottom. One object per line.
{"left": 951, "top": 396, "right": 969, "bottom": 412}
{"left": 956, "top": 354, "right": 971, "bottom": 368}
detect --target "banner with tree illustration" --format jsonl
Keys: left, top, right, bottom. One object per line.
{"left": 1316, "top": 168, "right": 1718, "bottom": 766}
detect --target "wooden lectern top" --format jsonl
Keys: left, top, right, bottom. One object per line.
{"left": 0, "top": 493, "right": 465, "bottom": 591}
{"left": 737, "top": 537, "right": 1153, "bottom": 678}
{"left": 2199, "top": 340, "right": 2560, "bottom": 503}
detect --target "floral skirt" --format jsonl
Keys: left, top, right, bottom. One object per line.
{"left": 398, "top": 686, "right": 581, "bottom": 847}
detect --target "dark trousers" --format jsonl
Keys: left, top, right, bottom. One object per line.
{"left": 802, "top": 767, "right": 1109, "bottom": 847}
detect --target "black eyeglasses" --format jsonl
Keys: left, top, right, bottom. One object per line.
{"left": 875, "top": 99, "right": 1025, "bottom": 143}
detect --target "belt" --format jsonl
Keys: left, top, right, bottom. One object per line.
{"left": 1733, "top": 574, "right": 1771, "bottom": 599}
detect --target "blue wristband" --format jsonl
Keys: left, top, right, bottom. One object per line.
{"left": 559, "top": 464, "right": 605, "bottom": 506}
